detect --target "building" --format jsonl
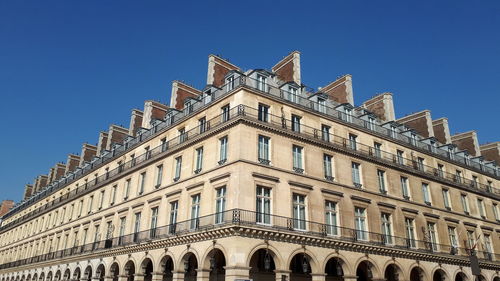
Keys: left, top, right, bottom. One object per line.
{"left": 0, "top": 52, "right": 499, "bottom": 281}
{"left": 0, "top": 201, "right": 14, "bottom": 218}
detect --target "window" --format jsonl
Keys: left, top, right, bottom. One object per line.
{"left": 344, "top": 107, "right": 352, "bottom": 123}
{"left": 325, "top": 201, "right": 338, "bottom": 236}
{"left": 484, "top": 235, "right": 493, "bottom": 260}
{"left": 427, "top": 222, "right": 438, "bottom": 251}
{"left": 351, "top": 162, "right": 362, "bottom": 188}
{"left": 321, "top": 125, "right": 330, "bottom": 142}
{"left": 221, "top": 105, "right": 230, "bottom": 122}
{"left": 258, "top": 135, "right": 270, "bottom": 164}
{"left": 437, "top": 164, "right": 444, "bottom": 177}
{"left": 133, "top": 212, "right": 141, "bottom": 242}
{"left": 288, "top": 86, "right": 298, "bottom": 103}
{"left": 106, "top": 221, "right": 113, "bottom": 239}
{"left": 349, "top": 134, "right": 357, "bottom": 150}
{"left": 487, "top": 181, "right": 493, "bottom": 192}
{"left": 292, "top": 194, "right": 306, "bottom": 230}
{"left": 215, "top": 187, "right": 226, "bottom": 224}
{"left": 292, "top": 145, "right": 303, "bottom": 173}
{"left": 422, "top": 183, "right": 431, "bottom": 205}
{"left": 219, "top": 136, "right": 228, "bottom": 164}
{"left": 400, "top": 177, "right": 410, "bottom": 200}
{"left": 448, "top": 226, "right": 458, "bottom": 248}
{"left": 477, "top": 198, "right": 485, "bottom": 218}
{"left": 226, "top": 75, "right": 235, "bottom": 91}
{"left": 318, "top": 98, "right": 326, "bottom": 113}
{"left": 461, "top": 194, "right": 469, "bottom": 214}
{"left": 192, "top": 147, "right": 203, "bottom": 174}
{"left": 178, "top": 128, "right": 186, "bottom": 143}
{"left": 258, "top": 103, "right": 269, "bottom": 122}
{"left": 373, "top": 142, "right": 382, "bottom": 158}
{"left": 455, "top": 170, "right": 462, "bottom": 183}
{"left": 87, "top": 195, "right": 94, "bottom": 214}
{"left": 145, "top": 146, "right": 151, "bottom": 160}
{"left": 448, "top": 147, "right": 455, "bottom": 160}
{"left": 174, "top": 156, "right": 182, "bottom": 181}
{"left": 98, "top": 190, "right": 105, "bottom": 209}
{"left": 150, "top": 207, "right": 158, "bottom": 238}
{"left": 417, "top": 157, "right": 425, "bottom": 171}
{"left": 78, "top": 200, "right": 84, "bottom": 217}
{"left": 110, "top": 185, "right": 117, "bottom": 205}
{"left": 442, "top": 189, "right": 451, "bottom": 210}
{"left": 381, "top": 213, "right": 393, "bottom": 244}
{"left": 184, "top": 101, "right": 193, "bottom": 115}
{"left": 169, "top": 201, "right": 178, "bottom": 234}
{"left": 155, "top": 165, "right": 163, "bottom": 187}
{"left": 291, "top": 115, "right": 301, "bottom": 132}
{"left": 466, "top": 230, "right": 475, "bottom": 249}
{"left": 354, "top": 207, "right": 367, "bottom": 240}
{"left": 493, "top": 204, "right": 499, "bottom": 221}
{"left": 377, "top": 170, "right": 386, "bottom": 194}
{"left": 160, "top": 138, "right": 168, "bottom": 152}
{"left": 124, "top": 179, "right": 131, "bottom": 200}
{"left": 118, "top": 217, "right": 126, "bottom": 244}
{"left": 390, "top": 126, "right": 397, "bottom": 138}
{"left": 410, "top": 133, "right": 417, "bottom": 146}
{"left": 257, "top": 74, "right": 267, "bottom": 92}
{"left": 138, "top": 172, "right": 146, "bottom": 195}
{"left": 93, "top": 224, "right": 100, "bottom": 243}
{"left": 190, "top": 194, "right": 201, "bottom": 229}
{"left": 396, "top": 150, "right": 404, "bottom": 165}
{"left": 367, "top": 116, "right": 376, "bottom": 130}
{"left": 323, "top": 154, "right": 334, "bottom": 181}
{"left": 198, "top": 117, "right": 207, "bottom": 133}
{"left": 256, "top": 186, "right": 271, "bottom": 224}
{"left": 472, "top": 176, "right": 478, "bottom": 188}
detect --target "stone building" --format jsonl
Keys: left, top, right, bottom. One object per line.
{"left": 0, "top": 52, "right": 499, "bottom": 281}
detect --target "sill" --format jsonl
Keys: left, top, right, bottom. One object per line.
{"left": 258, "top": 158, "right": 271, "bottom": 165}
{"left": 194, "top": 169, "right": 202, "bottom": 174}
{"left": 425, "top": 202, "right": 432, "bottom": 206}
{"left": 481, "top": 216, "right": 486, "bottom": 219}
{"left": 379, "top": 190, "right": 387, "bottom": 195}
{"left": 403, "top": 196, "right": 411, "bottom": 201}
{"left": 155, "top": 184, "right": 161, "bottom": 189}
{"left": 123, "top": 197, "right": 128, "bottom": 201}
{"left": 445, "top": 207, "right": 451, "bottom": 211}
{"left": 325, "top": 176, "right": 334, "bottom": 182}
{"left": 293, "top": 167, "right": 304, "bottom": 174}
{"left": 173, "top": 177, "right": 180, "bottom": 182}
{"left": 464, "top": 211, "right": 470, "bottom": 216}
{"left": 218, "top": 159, "right": 227, "bottom": 165}
{"left": 354, "top": 183, "right": 363, "bottom": 189}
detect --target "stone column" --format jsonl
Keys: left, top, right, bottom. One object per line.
{"left": 196, "top": 269, "right": 210, "bottom": 281}
{"left": 224, "top": 266, "right": 251, "bottom": 281}
{"left": 275, "top": 270, "right": 291, "bottom": 281}
{"left": 117, "top": 275, "right": 128, "bottom": 281}
{"left": 133, "top": 275, "right": 144, "bottom": 281}
{"left": 372, "top": 278, "right": 386, "bottom": 281}
{"left": 171, "top": 271, "right": 184, "bottom": 281}
{"left": 103, "top": 276, "right": 113, "bottom": 281}
{"left": 344, "top": 275, "right": 358, "bottom": 281}
{"left": 151, "top": 273, "right": 163, "bottom": 281}
{"left": 311, "top": 273, "right": 326, "bottom": 281}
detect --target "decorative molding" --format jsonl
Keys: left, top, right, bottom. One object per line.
{"left": 463, "top": 222, "right": 478, "bottom": 228}
{"left": 209, "top": 172, "right": 231, "bottom": 183}
{"left": 288, "top": 181, "right": 313, "bottom": 190}
{"left": 252, "top": 172, "right": 280, "bottom": 182}
{"left": 185, "top": 182, "right": 204, "bottom": 191}
{"left": 423, "top": 212, "right": 440, "bottom": 219}
{"left": 444, "top": 217, "right": 459, "bottom": 224}
{"left": 320, "top": 188, "right": 343, "bottom": 197}
{"left": 377, "top": 202, "right": 396, "bottom": 209}
{"left": 165, "top": 190, "right": 182, "bottom": 198}
{"left": 350, "top": 195, "right": 371, "bottom": 204}
{"left": 402, "top": 207, "right": 419, "bottom": 214}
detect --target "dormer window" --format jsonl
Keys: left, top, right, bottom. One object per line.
{"left": 368, "top": 117, "right": 376, "bottom": 130}
{"left": 390, "top": 126, "right": 397, "bottom": 138}
{"left": 318, "top": 98, "right": 326, "bottom": 113}
{"left": 288, "top": 86, "right": 298, "bottom": 103}
{"left": 185, "top": 101, "right": 193, "bottom": 115}
{"left": 429, "top": 140, "right": 436, "bottom": 153}
{"left": 226, "top": 75, "right": 235, "bottom": 91}
{"left": 165, "top": 113, "right": 174, "bottom": 125}
{"left": 448, "top": 147, "right": 455, "bottom": 160}
{"left": 257, "top": 74, "right": 267, "bottom": 92}
{"left": 410, "top": 133, "right": 417, "bottom": 146}
{"left": 344, "top": 107, "right": 352, "bottom": 123}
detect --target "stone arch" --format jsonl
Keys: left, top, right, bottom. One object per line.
{"left": 139, "top": 258, "right": 153, "bottom": 281}
{"left": 46, "top": 272, "right": 53, "bottom": 281}
{"left": 384, "top": 263, "right": 404, "bottom": 281}
{"left": 454, "top": 271, "right": 469, "bottom": 281}
{"left": 354, "top": 260, "right": 378, "bottom": 281}
{"left": 179, "top": 252, "right": 198, "bottom": 281}
{"left": 123, "top": 260, "right": 136, "bottom": 281}
{"left": 109, "top": 262, "right": 120, "bottom": 281}
{"left": 249, "top": 248, "right": 277, "bottom": 281}
{"left": 72, "top": 267, "right": 81, "bottom": 281}
{"left": 32, "top": 273, "right": 38, "bottom": 281}
{"left": 54, "top": 271, "right": 61, "bottom": 281}
{"left": 202, "top": 248, "right": 226, "bottom": 281}
{"left": 26, "top": 275, "right": 31, "bottom": 281}
{"left": 246, "top": 243, "right": 284, "bottom": 271}
{"left": 200, "top": 243, "right": 228, "bottom": 270}
{"left": 39, "top": 272, "right": 45, "bottom": 281}
{"left": 83, "top": 265, "right": 92, "bottom": 281}
{"left": 286, "top": 247, "right": 320, "bottom": 274}
{"left": 431, "top": 268, "right": 449, "bottom": 281}
{"left": 323, "top": 253, "right": 353, "bottom": 277}
{"left": 158, "top": 255, "right": 174, "bottom": 281}
{"left": 492, "top": 276, "right": 500, "bottom": 281}
{"left": 324, "top": 256, "right": 347, "bottom": 281}
{"left": 353, "top": 257, "right": 382, "bottom": 280}
{"left": 63, "top": 269, "right": 70, "bottom": 281}
{"left": 95, "top": 264, "right": 105, "bottom": 281}
{"left": 409, "top": 265, "right": 426, "bottom": 281}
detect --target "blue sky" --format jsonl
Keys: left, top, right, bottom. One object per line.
{"left": 0, "top": 1, "right": 499, "bottom": 203}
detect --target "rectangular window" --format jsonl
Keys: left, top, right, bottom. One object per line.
{"left": 472, "top": 176, "right": 478, "bottom": 188}
{"left": 344, "top": 107, "right": 352, "bottom": 122}
{"left": 155, "top": 165, "right": 163, "bottom": 187}
{"left": 396, "top": 150, "right": 404, "bottom": 165}
{"left": 288, "top": 86, "right": 298, "bottom": 103}
{"left": 87, "top": 196, "right": 94, "bottom": 214}
{"left": 318, "top": 98, "right": 326, "bottom": 113}
{"left": 124, "top": 179, "right": 131, "bottom": 200}
{"left": 215, "top": 187, "right": 226, "bottom": 224}
{"left": 178, "top": 128, "right": 186, "bottom": 143}
{"left": 106, "top": 221, "right": 113, "bottom": 239}
{"left": 78, "top": 200, "right": 83, "bottom": 217}
{"left": 258, "top": 103, "right": 269, "bottom": 122}
{"left": 484, "top": 235, "right": 493, "bottom": 260}
{"left": 493, "top": 204, "right": 499, "bottom": 221}
{"left": 349, "top": 134, "right": 357, "bottom": 150}
{"left": 219, "top": 136, "right": 228, "bottom": 164}
{"left": 118, "top": 217, "right": 126, "bottom": 245}
{"left": 427, "top": 222, "right": 438, "bottom": 251}
{"left": 221, "top": 105, "right": 230, "bottom": 122}
{"left": 190, "top": 194, "right": 201, "bottom": 229}
{"left": 422, "top": 183, "right": 431, "bottom": 205}
{"left": 321, "top": 125, "right": 330, "bottom": 142}
{"left": 257, "top": 74, "right": 267, "bottom": 92}
{"left": 195, "top": 147, "right": 203, "bottom": 173}
{"left": 477, "top": 198, "right": 485, "bottom": 218}
{"left": 390, "top": 126, "right": 397, "bottom": 138}
{"left": 110, "top": 185, "right": 117, "bottom": 205}
{"left": 292, "top": 145, "right": 303, "bottom": 172}
{"left": 256, "top": 186, "right": 271, "bottom": 224}
{"left": 226, "top": 75, "right": 235, "bottom": 91}
{"left": 293, "top": 194, "right": 306, "bottom": 230}
{"left": 169, "top": 201, "right": 178, "bottom": 234}
{"left": 174, "top": 156, "right": 182, "bottom": 181}
{"left": 455, "top": 170, "right": 462, "bottom": 183}
{"left": 410, "top": 133, "right": 417, "bottom": 146}
{"left": 367, "top": 116, "right": 376, "bottom": 130}
{"left": 138, "top": 172, "right": 146, "bottom": 195}
{"left": 377, "top": 170, "right": 386, "bottom": 193}
{"left": 405, "top": 218, "right": 416, "bottom": 247}
{"left": 417, "top": 157, "right": 425, "bottom": 171}
{"left": 466, "top": 230, "right": 475, "bottom": 249}
{"left": 99, "top": 190, "right": 105, "bottom": 209}
{"left": 351, "top": 162, "right": 361, "bottom": 187}
{"left": 354, "top": 207, "right": 367, "bottom": 240}
{"left": 133, "top": 213, "right": 141, "bottom": 242}
{"left": 448, "top": 226, "right": 458, "bottom": 247}
{"left": 325, "top": 201, "right": 338, "bottom": 236}
{"left": 291, "top": 115, "right": 301, "bottom": 132}
{"left": 258, "top": 135, "right": 270, "bottom": 164}
{"left": 442, "top": 189, "right": 451, "bottom": 210}
{"left": 323, "top": 154, "right": 334, "bottom": 181}
{"left": 400, "top": 177, "right": 410, "bottom": 200}
{"left": 198, "top": 117, "right": 207, "bottom": 133}
{"left": 461, "top": 194, "right": 469, "bottom": 214}
{"left": 437, "top": 164, "right": 444, "bottom": 177}
{"left": 381, "top": 213, "right": 393, "bottom": 244}
{"left": 150, "top": 207, "right": 158, "bottom": 238}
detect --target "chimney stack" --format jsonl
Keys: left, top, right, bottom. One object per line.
{"left": 271, "top": 51, "right": 301, "bottom": 85}
{"left": 129, "top": 109, "right": 144, "bottom": 137}
{"left": 33, "top": 175, "right": 48, "bottom": 193}
{"left": 319, "top": 74, "right": 354, "bottom": 105}
{"left": 432, "top": 118, "right": 452, "bottom": 144}
{"left": 169, "top": 81, "right": 202, "bottom": 111}
{"left": 96, "top": 131, "right": 109, "bottom": 156}
{"left": 0, "top": 200, "right": 14, "bottom": 217}
{"left": 480, "top": 142, "right": 500, "bottom": 164}
{"left": 207, "top": 54, "right": 241, "bottom": 87}
{"left": 105, "top": 125, "right": 129, "bottom": 151}
{"left": 451, "top": 131, "right": 481, "bottom": 157}
{"left": 79, "top": 143, "right": 97, "bottom": 166}
{"left": 142, "top": 101, "right": 169, "bottom": 129}
{"left": 362, "top": 92, "right": 395, "bottom": 122}
{"left": 23, "top": 184, "right": 33, "bottom": 200}
{"left": 64, "top": 154, "right": 81, "bottom": 174}
{"left": 397, "top": 110, "right": 434, "bottom": 138}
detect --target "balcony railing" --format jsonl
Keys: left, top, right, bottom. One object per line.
{"left": 0, "top": 209, "right": 497, "bottom": 270}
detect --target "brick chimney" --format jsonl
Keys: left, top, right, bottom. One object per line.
{"left": 23, "top": 184, "right": 33, "bottom": 200}
{"left": 432, "top": 118, "right": 452, "bottom": 144}
{"left": 54, "top": 163, "right": 66, "bottom": 181}
{"left": 64, "top": 154, "right": 80, "bottom": 174}
{"left": 96, "top": 131, "right": 109, "bottom": 156}
{"left": 79, "top": 143, "right": 97, "bottom": 166}
{"left": 142, "top": 101, "right": 169, "bottom": 129}
{"left": 33, "top": 175, "right": 48, "bottom": 192}
{"left": 451, "top": 131, "right": 481, "bottom": 157}
{"left": 272, "top": 51, "right": 301, "bottom": 85}
{"left": 105, "top": 125, "right": 129, "bottom": 151}
{"left": 169, "top": 81, "right": 202, "bottom": 111}
{"left": 207, "top": 54, "right": 241, "bottom": 87}
{"left": 129, "top": 109, "right": 143, "bottom": 137}
{"left": 0, "top": 200, "right": 14, "bottom": 217}
{"left": 480, "top": 142, "right": 500, "bottom": 164}
{"left": 362, "top": 92, "right": 395, "bottom": 122}
{"left": 47, "top": 167, "right": 56, "bottom": 184}
{"left": 319, "top": 74, "right": 354, "bottom": 105}
{"left": 397, "top": 110, "right": 434, "bottom": 138}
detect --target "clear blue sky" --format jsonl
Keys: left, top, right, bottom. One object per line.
{"left": 0, "top": 1, "right": 499, "bottom": 203}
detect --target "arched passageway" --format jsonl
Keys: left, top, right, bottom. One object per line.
{"left": 140, "top": 259, "right": 153, "bottom": 281}
{"left": 410, "top": 267, "right": 424, "bottom": 281}
{"left": 39, "top": 273, "right": 45, "bottom": 281}
{"left": 63, "top": 269, "right": 70, "bottom": 281}
{"left": 249, "top": 249, "right": 276, "bottom": 281}
{"left": 455, "top": 272, "right": 467, "bottom": 281}
{"left": 124, "top": 261, "right": 136, "bottom": 281}
{"left": 182, "top": 253, "right": 198, "bottom": 281}
{"left": 96, "top": 264, "right": 105, "bottom": 281}
{"left": 54, "top": 271, "right": 61, "bottom": 281}
{"left": 385, "top": 264, "right": 402, "bottom": 281}
{"left": 356, "top": 261, "right": 374, "bottom": 281}
{"left": 46, "top": 272, "right": 53, "bottom": 281}
{"left": 84, "top": 266, "right": 92, "bottom": 281}
{"left": 433, "top": 269, "right": 447, "bottom": 281}
{"left": 160, "top": 256, "right": 174, "bottom": 281}
{"left": 32, "top": 274, "right": 38, "bottom": 281}
{"left": 109, "top": 263, "right": 119, "bottom": 281}
{"left": 290, "top": 253, "right": 312, "bottom": 281}
{"left": 207, "top": 249, "right": 225, "bottom": 281}
{"left": 72, "top": 268, "right": 81, "bottom": 281}
{"left": 325, "top": 257, "right": 344, "bottom": 281}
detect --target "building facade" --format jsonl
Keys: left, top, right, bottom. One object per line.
{"left": 0, "top": 52, "right": 499, "bottom": 281}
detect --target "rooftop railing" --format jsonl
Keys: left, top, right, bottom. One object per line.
{"left": 0, "top": 209, "right": 497, "bottom": 270}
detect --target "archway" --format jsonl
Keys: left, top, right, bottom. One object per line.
{"left": 410, "top": 267, "right": 424, "bottom": 281}
{"left": 385, "top": 264, "right": 402, "bottom": 281}
{"left": 39, "top": 272, "right": 45, "bottom": 281}
{"left": 325, "top": 257, "right": 344, "bottom": 281}
{"left": 32, "top": 274, "right": 38, "bottom": 281}
{"left": 26, "top": 275, "right": 31, "bottom": 281}
{"left": 290, "top": 253, "right": 312, "bottom": 281}
{"left": 63, "top": 269, "right": 70, "bottom": 281}
{"left": 455, "top": 272, "right": 468, "bottom": 281}
{"left": 356, "top": 261, "right": 374, "bottom": 281}
{"left": 433, "top": 269, "right": 447, "bottom": 281}
{"left": 493, "top": 277, "right": 500, "bottom": 281}
{"left": 84, "top": 266, "right": 92, "bottom": 281}
{"left": 72, "top": 268, "right": 81, "bottom": 281}
{"left": 140, "top": 259, "right": 153, "bottom": 281}
{"left": 54, "top": 271, "right": 61, "bottom": 281}
{"left": 249, "top": 249, "right": 276, "bottom": 281}
{"left": 109, "top": 263, "right": 119, "bottom": 281}
{"left": 46, "top": 272, "right": 53, "bottom": 281}
{"left": 206, "top": 249, "right": 225, "bottom": 281}
{"left": 96, "top": 264, "right": 105, "bottom": 281}
{"left": 159, "top": 256, "right": 174, "bottom": 281}
{"left": 181, "top": 253, "right": 198, "bottom": 281}
{"left": 124, "top": 261, "right": 136, "bottom": 281}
